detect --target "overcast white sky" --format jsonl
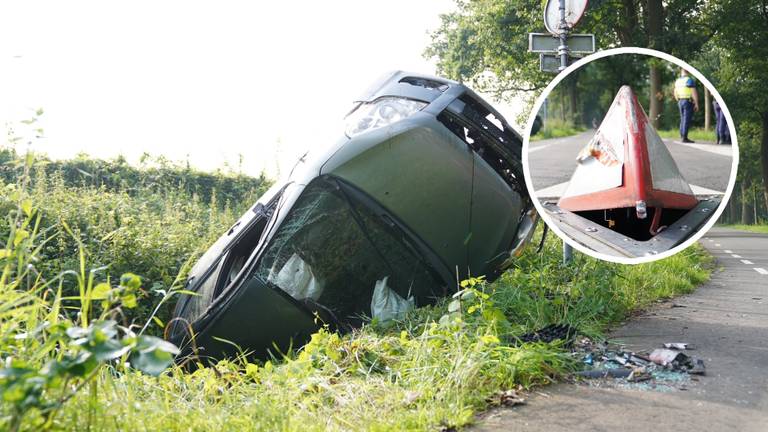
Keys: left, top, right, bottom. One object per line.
{"left": 0, "top": 1, "right": 526, "bottom": 177}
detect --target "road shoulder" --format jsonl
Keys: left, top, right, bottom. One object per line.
{"left": 475, "top": 228, "right": 768, "bottom": 432}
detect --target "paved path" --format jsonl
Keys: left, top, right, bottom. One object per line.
{"left": 476, "top": 227, "right": 768, "bottom": 432}
{"left": 527, "top": 130, "right": 734, "bottom": 196}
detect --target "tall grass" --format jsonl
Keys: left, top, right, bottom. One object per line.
{"left": 0, "top": 152, "right": 712, "bottom": 431}
{"left": 0, "top": 154, "right": 269, "bottom": 331}
{"left": 44, "top": 235, "right": 709, "bottom": 431}
{"left": 0, "top": 155, "right": 184, "bottom": 431}
{"left": 530, "top": 119, "right": 587, "bottom": 141}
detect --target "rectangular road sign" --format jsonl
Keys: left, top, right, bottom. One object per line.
{"left": 540, "top": 53, "right": 583, "bottom": 73}
{"left": 528, "top": 33, "right": 595, "bottom": 54}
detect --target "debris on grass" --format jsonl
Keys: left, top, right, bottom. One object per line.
{"left": 575, "top": 368, "right": 632, "bottom": 379}
{"left": 663, "top": 342, "right": 692, "bottom": 350}
{"left": 487, "top": 389, "right": 526, "bottom": 407}
{"left": 649, "top": 348, "right": 684, "bottom": 366}
{"left": 517, "top": 324, "right": 577, "bottom": 346}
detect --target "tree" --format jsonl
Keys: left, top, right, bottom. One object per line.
{"left": 705, "top": 0, "right": 768, "bottom": 217}
{"left": 425, "top": 0, "right": 710, "bottom": 112}
{"left": 546, "top": 54, "right": 687, "bottom": 130}
{"left": 424, "top": 0, "right": 550, "bottom": 102}
{"left": 647, "top": 0, "right": 664, "bottom": 128}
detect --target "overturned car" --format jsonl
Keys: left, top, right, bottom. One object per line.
{"left": 168, "top": 71, "right": 538, "bottom": 361}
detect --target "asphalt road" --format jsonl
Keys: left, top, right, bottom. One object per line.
{"left": 476, "top": 227, "right": 768, "bottom": 432}
{"left": 528, "top": 130, "right": 734, "bottom": 198}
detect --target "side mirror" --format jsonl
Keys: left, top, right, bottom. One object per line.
{"left": 531, "top": 115, "right": 543, "bottom": 135}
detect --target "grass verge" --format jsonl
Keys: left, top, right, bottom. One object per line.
{"left": 530, "top": 120, "right": 587, "bottom": 142}
{"left": 657, "top": 128, "right": 719, "bottom": 143}
{"left": 718, "top": 224, "right": 768, "bottom": 234}
{"left": 26, "top": 232, "right": 711, "bottom": 431}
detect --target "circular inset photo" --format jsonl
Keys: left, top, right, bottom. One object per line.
{"left": 523, "top": 48, "right": 738, "bottom": 264}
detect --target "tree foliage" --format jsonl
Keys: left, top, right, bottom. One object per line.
{"left": 701, "top": 0, "right": 768, "bottom": 220}
{"left": 425, "top": 0, "right": 710, "bottom": 105}
{"left": 546, "top": 54, "right": 689, "bottom": 130}
{"left": 425, "top": 0, "right": 548, "bottom": 101}
{"left": 427, "top": 0, "right": 768, "bottom": 222}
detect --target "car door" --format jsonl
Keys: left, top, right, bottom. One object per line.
{"left": 440, "top": 95, "right": 526, "bottom": 277}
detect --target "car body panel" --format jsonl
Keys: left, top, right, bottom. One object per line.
{"left": 193, "top": 278, "right": 320, "bottom": 361}
{"left": 468, "top": 152, "right": 524, "bottom": 275}
{"left": 322, "top": 116, "right": 474, "bottom": 274}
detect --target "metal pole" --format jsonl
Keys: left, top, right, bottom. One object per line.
{"left": 558, "top": 0, "right": 572, "bottom": 263}
{"left": 557, "top": 0, "right": 569, "bottom": 71}
{"left": 563, "top": 242, "right": 573, "bottom": 264}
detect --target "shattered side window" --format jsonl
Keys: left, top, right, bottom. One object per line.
{"left": 177, "top": 258, "right": 224, "bottom": 326}
{"left": 437, "top": 110, "right": 526, "bottom": 195}
{"left": 252, "top": 177, "right": 443, "bottom": 326}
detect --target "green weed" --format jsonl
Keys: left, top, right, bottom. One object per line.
{"left": 0, "top": 150, "right": 712, "bottom": 431}
{"left": 718, "top": 224, "right": 768, "bottom": 234}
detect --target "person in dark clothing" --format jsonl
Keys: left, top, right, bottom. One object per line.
{"left": 713, "top": 100, "right": 731, "bottom": 145}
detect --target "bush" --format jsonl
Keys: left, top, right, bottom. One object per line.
{"left": 0, "top": 152, "right": 270, "bottom": 329}
{"left": 0, "top": 160, "right": 185, "bottom": 431}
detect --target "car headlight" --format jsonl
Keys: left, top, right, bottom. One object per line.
{"left": 345, "top": 97, "right": 427, "bottom": 137}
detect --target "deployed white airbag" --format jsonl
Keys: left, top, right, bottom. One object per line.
{"left": 370, "top": 276, "right": 414, "bottom": 321}
{"left": 268, "top": 253, "right": 324, "bottom": 301}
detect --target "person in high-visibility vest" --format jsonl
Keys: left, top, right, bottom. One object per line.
{"left": 673, "top": 69, "right": 699, "bottom": 143}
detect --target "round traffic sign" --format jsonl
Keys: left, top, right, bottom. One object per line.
{"left": 544, "top": 0, "right": 588, "bottom": 34}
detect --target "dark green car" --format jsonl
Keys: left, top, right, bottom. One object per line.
{"left": 168, "top": 71, "right": 538, "bottom": 361}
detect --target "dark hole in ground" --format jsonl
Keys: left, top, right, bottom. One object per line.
{"left": 575, "top": 207, "right": 690, "bottom": 241}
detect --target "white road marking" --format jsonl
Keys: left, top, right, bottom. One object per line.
{"left": 534, "top": 181, "right": 570, "bottom": 199}
{"left": 732, "top": 254, "right": 742, "bottom": 258}
{"left": 754, "top": 268, "right": 768, "bottom": 275}
{"left": 668, "top": 140, "right": 734, "bottom": 157}
{"left": 724, "top": 249, "right": 733, "bottom": 253}
{"left": 715, "top": 243, "right": 721, "bottom": 247}
{"left": 690, "top": 184, "right": 725, "bottom": 195}
{"left": 741, "top": 260, "right": 754, "bottom": 265}
{"left": 527, "top": 144, "right": 550, "bottom": 154}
